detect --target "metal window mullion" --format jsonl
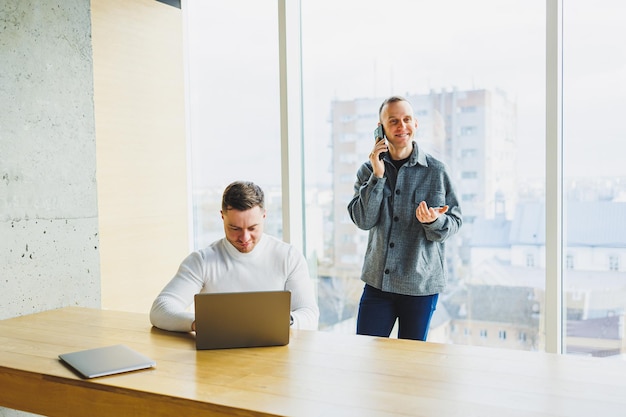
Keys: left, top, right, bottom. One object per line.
{"left": 277, "top": 0, "right": 305, "bottom": 253}
{"left": 545, "top": 0, "right": 564, "bottom": 354}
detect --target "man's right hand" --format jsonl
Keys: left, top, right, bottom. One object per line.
{"left": 369, "top": 140, "right": 387, "bottom": 178}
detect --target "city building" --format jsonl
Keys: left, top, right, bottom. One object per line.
{"left": 448, "top": 201, "right": 626, "bottom": 356}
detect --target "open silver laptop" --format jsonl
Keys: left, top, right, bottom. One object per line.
{"left": 194, "top": 290, "right": 291, "bottom": 350}
{"left": 59, "top": 344, "right": 156, "bottom": 379}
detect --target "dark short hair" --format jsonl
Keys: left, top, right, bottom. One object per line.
{"left": 378, "top": 95, "right": 410, "bottom": 120}
{"left": 222, "top": 181, "right": 265, "bottom": 212}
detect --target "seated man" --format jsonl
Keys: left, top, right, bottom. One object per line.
{"left": 150, "top": 180, "right": 319, "bottom": 332}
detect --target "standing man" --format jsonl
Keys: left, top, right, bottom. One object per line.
{"left": 150, "top": 180, "right": 319, "bottom": 332}
{"left": 347, "top": 96, "right": 462, "bottom": 341}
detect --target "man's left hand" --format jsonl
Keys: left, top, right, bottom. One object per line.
{"left": 416, "top": 201, "right": 448, "bottom": 224}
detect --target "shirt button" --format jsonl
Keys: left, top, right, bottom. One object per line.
{"left": 395, "top": 189, "right": 400, "bottom": 195}
{"left": 389, "top": 242, "right": 395, "bottom": 248}
{"left": 393, "top": 216, "right": 399, "bottom": 222}
{"left": 384, "top": 269, "right": 390, "bottom": 274}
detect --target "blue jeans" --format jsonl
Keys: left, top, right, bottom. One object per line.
{"left": 356, "top": 284, "right": 439, "bottom": 341}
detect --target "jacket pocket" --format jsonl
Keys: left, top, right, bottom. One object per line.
{"left": 415, "top": 190, "right": 445, "bottom": 208}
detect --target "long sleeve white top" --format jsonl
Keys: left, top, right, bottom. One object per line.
{"left": 150, "top": 234, "right": 319, "bottom": 332}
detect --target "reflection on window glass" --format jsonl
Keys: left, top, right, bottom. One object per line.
{"left": 563, "top": 0, "right": 626, "bottom": 358}
{"left": 302, "top": 0, "right": 548, "bottom": 351}
{"left": 186, "top": 0, "right": 281, "bottom": 249}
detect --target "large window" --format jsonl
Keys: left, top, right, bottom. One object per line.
{"left": 186, "top": 0, "right": 282, "bottom": 249}
{"left": 563, "top": 0, "right": 626, "bottom": 357}
{"left": 301, "top": 0, "right": 547, "bottom": 350}
{"left": 185, "top": 1, "right": 626, "bottom": 357}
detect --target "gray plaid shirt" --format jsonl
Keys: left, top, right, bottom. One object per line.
{"left": 348, "top": 142, "right": 462, "bottom": 296}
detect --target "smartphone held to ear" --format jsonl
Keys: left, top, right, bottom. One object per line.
{"left": 374, "top": 125, "right": 387, "bottom": 160}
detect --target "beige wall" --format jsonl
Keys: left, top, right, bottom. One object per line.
{"left": 92, "top": 0, "right": 190, "bottom": 313}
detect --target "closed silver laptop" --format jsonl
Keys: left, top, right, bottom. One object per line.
{"left": 59, "top": 344, "right": 156, "bottom": 378}
{"left": 194, "top": 290, "right": 291, "bottom": 350}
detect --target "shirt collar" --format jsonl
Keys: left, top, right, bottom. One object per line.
{"left": 406, "top": 141, "right": 428, "bottom": 167}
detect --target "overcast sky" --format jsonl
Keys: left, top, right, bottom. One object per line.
{"left": 184, "top": 0, "right": 626, "bottom": 189}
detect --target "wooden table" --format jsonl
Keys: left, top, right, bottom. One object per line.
{"left": 0, "top": 307, "right": 625, "bottom": 417}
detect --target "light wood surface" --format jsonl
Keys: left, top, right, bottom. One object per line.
{"left": 1, "top": 308, "right": 625, "bottom": 417}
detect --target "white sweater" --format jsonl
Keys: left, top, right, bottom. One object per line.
{"left": 150, "top": 234, "right": 319, "bottom": 332}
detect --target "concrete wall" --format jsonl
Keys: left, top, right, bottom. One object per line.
{"left": 0, "top": 1, "right": 100, "bottom": 318}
